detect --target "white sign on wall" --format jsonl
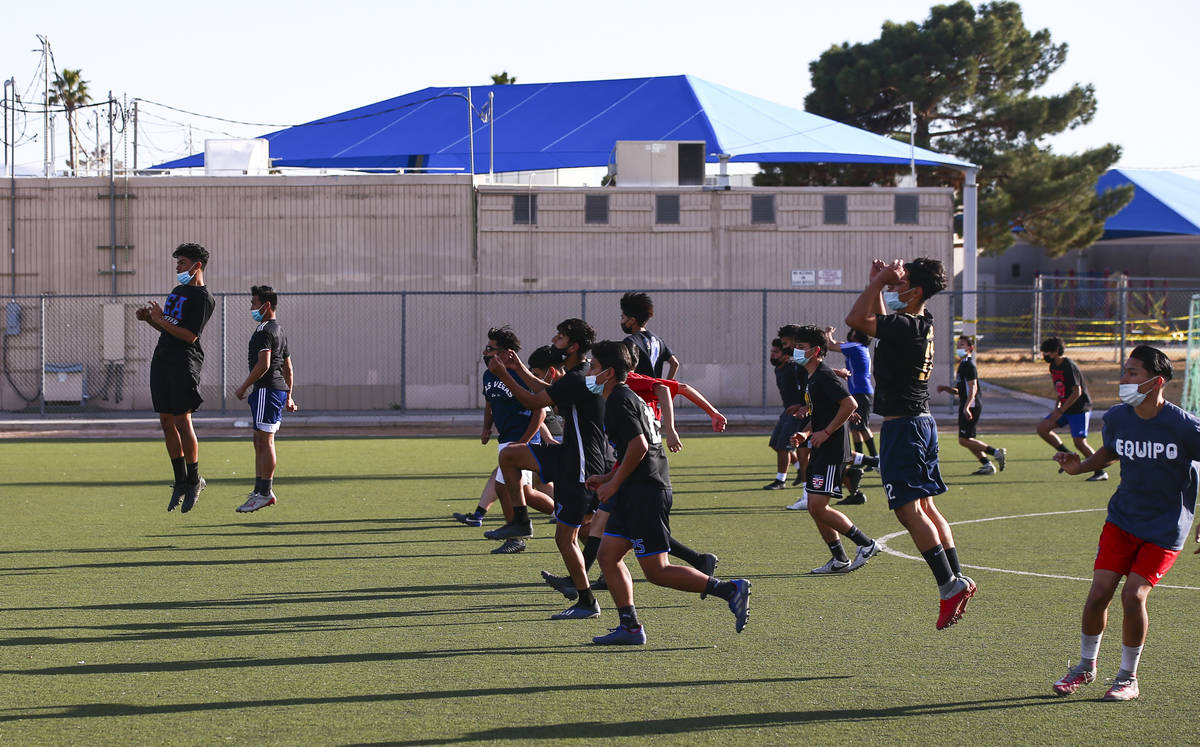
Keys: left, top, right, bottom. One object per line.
{"left": 818, "top": 269, "right": 843, "bottom": 286}
{"left": 791, "top": 269, "right": 815, "bottom": 287}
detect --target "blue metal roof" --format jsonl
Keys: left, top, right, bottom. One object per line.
{"left": 1099, "top": 169, "right": 1200, "bottom": 238}
{"left": 153, "top": 74, "right": 973, "bottom": 172}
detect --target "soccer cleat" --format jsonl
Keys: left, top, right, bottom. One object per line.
{"left": 1052, "top": 661, "right": 1097, "bottom": 696}
{"left": 785, "top": 494, "right": 809, "bottom": 511}
{"left": 1102, "top": 675, "right": 1139, "bottom": 701}
{"left": 763, "top": 479, "right": 786, "bottom": 490}
{"left": 236, "top": 491, "right": 277, "bottom": 513}
{"left": 995, "top": 448, "right": 1007, "bottom": 471}
{"left": 490, "top": 538, "right": 526, "bottom": 554}
{"left": 727, "top": 579, "right": 751, "bottom": 633}
{"left": 791, "top": 471, "right": 806, "bottom": 486}
{"left": 550, "top": 601, "right": 601, "bottom": 620}
{"left": 592, "top": 625, "right": 647, "bottom": 645}
{"left": 698, "top": 553, "right": 719, "bottom": 577}
{"left": 835, "top": 491, "right": 866, "bottom": 506}
{"left": 846, "top": 540, "right": 880, "bottom": 572}
{"left": 180, "top": 477, "right": 206, "bottom": 514}
{"left": 1086, "top": 471, "right": 1109, "bottom": 482}
{"left": 484, "top": 520, "right": 533, "bottom": 540}
{"left": 452, "top": 511, "right": 483, "bottom": 527}
{"left": 936, "top": 577, "right": 975, "bottom": 630}
{"left": 810, "top": 557, "right": 852, "bottom": 575}
{"left": 167, "top": 482, "right": 186, "bottom": 512}
{"left": 971, "top": 462, "right": 996, "bottom": 476}
{"left": 953, "top": 575, "right": 977, "bottom": 622}
{"left": 591, "top": 574, "right": 607, "bottom": 591}
{"left": 541, "top": 570, "right": 579, "bottom": 601}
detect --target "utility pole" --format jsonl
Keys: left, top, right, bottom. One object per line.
{"left": 39, "top": 35, "right": 50, "bottom": 177}
{"left": 132, "top": 99, "right": 138, "bottom": 171}
{"left": 107, "top": 92, "right": 116, "bottom": 295}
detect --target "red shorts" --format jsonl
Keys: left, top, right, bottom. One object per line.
{"left": 1094, "top": 521, "right": 1180, "bottom": 587}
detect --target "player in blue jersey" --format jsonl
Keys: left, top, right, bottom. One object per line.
{"left": 824, "top": 326, "right": 877, "bottom": 461}
{"left": 846, "top": 257, "right": 975, "bottom": 631}
{"left": 1052, "top": 345, "right": 1200, "bottom": 702}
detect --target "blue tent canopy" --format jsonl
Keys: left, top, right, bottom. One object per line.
{"left": 153, "top": 74, "right": 973, "bottom": 172}
{"left": 1098, "top": 169, "right": 1200, "bottom": 238}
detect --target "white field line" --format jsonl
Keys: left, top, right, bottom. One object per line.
{"left": 876, "top": 508, "right": 1200, "bottom": 591}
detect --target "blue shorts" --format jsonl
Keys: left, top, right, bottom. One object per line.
{"left": 1046, "top": 411, "right": 1091, "bottom": 438}
{"left": 249, "top": 388, "right": 288, "bottom": 433}
{"left": 879, "top": 414, "right": 947, "bottom": 510}
{"left": 769, "top": 410, "right": 806, "bottom": 451}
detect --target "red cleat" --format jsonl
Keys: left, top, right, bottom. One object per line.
{"left": 936, "top": 578, "right": 975, "bottom": 630}
{"left": 952, "top": 575, "right": 977, "bottom": 624}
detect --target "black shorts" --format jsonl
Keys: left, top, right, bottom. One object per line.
{"left": 958, "top": 405, "right": 982, "bottom": 439}
{"left": 553, "top": 480, "right": 598, "bottom": 527}
{"left": 150, "top": 357, "right": 203, "bottom": 415}
{"left": 769, "top": 410, "right": 806, "bottom": 451}
{"left": 851, "top": 393, "right": 873, "bottom": 433}
{"left": 806, "top": 451, "right": 846, "bottom": 497}
{"left": 604, "top": 483, "right": 673, "bottom": 557}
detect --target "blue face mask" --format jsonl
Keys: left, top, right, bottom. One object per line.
{"left": 251, "top": 308, "right": 265, "bottom": 323}
{"left": 883, "top": 290, "right": 909, "bottom": 312}
{"left": 585, "top": 374, "right": 605, "bottom": 395}
{"left": 176, "top": 267, "right": 195, "bottom": 285}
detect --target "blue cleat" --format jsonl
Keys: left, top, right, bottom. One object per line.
{"left": 452, "top": 511, "right": 483, "bottom": 527}
{"left": 728, "top": 579, "right": 751, "bottom": 633}
{"left": 592, "top": 625, "right": 646, "bottom": 645}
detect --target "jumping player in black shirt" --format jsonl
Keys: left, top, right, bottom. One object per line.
{"left": 846, "top": 257, "right": 975, "bottom": 630}
{"left": 937, "top": 335, "right": 1005, "bottom": 475}
{"left": 1037, "top": 337, "right": 1107, "bottom": 481}
{"left": 136, "top": 243, "right": 215, "bottom": 514}
{"left": 233, "top": 286, "right": 297, "bottom": 513}
{"left": 620, "top": 292, "right": 679, "bottom": 380}
{"left": 585, "top": 340, "right": 750, "bottom": 644}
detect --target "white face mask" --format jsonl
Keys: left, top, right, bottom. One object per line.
{"left": 1118, "top": 382, "right": 1148, "bottom": 407}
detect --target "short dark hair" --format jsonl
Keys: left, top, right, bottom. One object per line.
{"left": 487, "top": 325, "right": 520, "bottom": 352}
{"left": 904, "top": 257, "right": 946, "bottom": 300}
{"left": 846, "top": 328, "right": 870, "bottom": 345}
{"left": 251, "top": 285, "right": 278, "bottom": 307}
{"left": 957, "top": 335, "right": 975, "bottom": 348}
{"left": 791, "top": 325, "right": 826, "bottom": 357}
{"left": 173, "top": 242, "right": 209, "bottom": 267}
{"left": 770, "top": 337, "right": 783, "bottom": 349}
{"left": 592, "top": 340, "right": 633, "bottom": 380}
{"left": 1040, "top": 337, "right": 1064, "bottom": 355}
{"left": 777, "top": 324, "right": 802, "bottom": 341}
{"left": 1129, "top": 344, "right": 1173, "bottom": 381}
{"left": 528, "top": 345, "right": 558, "bottom": 370}
{"left": 620, "top": 292, "right": 654, "bottom": 325}
{"left": 556, "top": 318, "right": 595, "bottom": 355}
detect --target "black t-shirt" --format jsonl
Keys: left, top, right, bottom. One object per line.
{"left": 955, "top": 357, "right": 981, "bottom": 411}
{"left": 774, "top": 360, "right": 808, "bottom": 407}
{"left": 1050, "top": 357, "right": 1091, "bottom": 414}
{"left": 605, "top": 383, "right": 670, "bottom": 488}
{"left": 153, "top": 284, "right": 215, "bottom": 369}
{"left": 247, "top": 320, "right": 290, "bottom": 391}
{"left": 625, "top": 331, "right": 674, "bottom": 379}
{"left": 872, "top": 311, "right": 935, "bottom": 417}
{"left": 546, "top": 363, "right": 611, "bottom": 481}
{"left": 805, "top": 362, "right": 852, "bottom": 461}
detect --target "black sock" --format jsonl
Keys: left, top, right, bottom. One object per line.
{"left": 262, "top": 478, "right": 273, "bottom": 495}
{"left": 705, "top": 577, "right": 736, "bottom": 601}
{"left": 668, "top": 537, "right": 703, "bottom": 568}
{"left": 985, "top": 446, "right": 996, "bottom": 455}
{"left": 945, "top": 546, "right": 962, "bottom": 576}
{"left": 828, "top": 540, "right": 849, "bottom": 563}
{"left": 845, "top": 466, "right": 863, "bottom": 493}
{"left": 253, "top": 477, "right": 264, "bottom": 494}
{"left": 512, "top": 505, "right": 529, "bottom": 524}
{"left": 577, "top": 588, "right": 596, "bottom": 607}
{"left": 845, "top": 525, "right": 872, "bottom": 547}
{"left": 186, "top": 462, "right": 199, "bottom": 484}
{"left": 979, "top": 456, "right": 990, "bottom": 465}
{"left": 921, "top": 544, "right": 955, "bottom": 586}
{"left": 581, "top": 535, "right": 601, "bottom": 572}
{"left": 618, "top": 605, "right": 640, "bottom": 630}
{"left": 474, "top": 505, "right": 488, "bottom": 517}
{"left": 865, "top": 438, "right": 877, "bottom": 457}
{"left": 1055, "top": 444, "right": 1070, "bottom": 453}
{"left": 171, "top": 457, "right": 186, "bottom": 484}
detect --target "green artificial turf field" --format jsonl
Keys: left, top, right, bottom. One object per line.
{"left": 2, "top": 434, "right": 1198, "bottom": 744}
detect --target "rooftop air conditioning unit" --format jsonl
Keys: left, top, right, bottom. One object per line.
{"left": 614, "top": 141, "right": 706, "bottom": 187}
{"left": 205, "top": 138, "right": 270, "bottom": 176}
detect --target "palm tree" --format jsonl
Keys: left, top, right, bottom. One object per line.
{"left": 490, "top": 71, "right": 517, "bottom": 85}
{"left": 48, "top": 69, "right": 90, "bottom": 176}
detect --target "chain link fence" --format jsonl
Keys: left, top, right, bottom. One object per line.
{"left": 2, "top": 286, "right": 1197, "bottom": 414}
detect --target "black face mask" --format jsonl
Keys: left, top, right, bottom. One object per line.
{"left": 769, "top": 357, "right": 782, "bottom": 368}
{"left": 1043, "top": 355, "right": 1055, "bottom": 363}
{"left": 620, "top": 321, "right": 635, "bottom": 335}
{"left": 483, "top": 354, "right": 492, "bottom": 364}
{"left": 547, "top": 345, "right": 568, "bottom": 365}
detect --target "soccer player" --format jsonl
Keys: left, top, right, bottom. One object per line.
{"left": 485, "top": 319, "right": 611, "bottom": 618}
{"left": 233, "top": 285, "right": 297, "bottom": 512}
{"left": 1037, "top": 337, "right": 1107, "bottom": 481}
{"left": 451, "top": 328, "right": 549, "bottom": 539}
{"left": 787, "top": 326, "right": 881, "bottom": 574}
{"left": 135, "top": 243, "right": 215, "bottom": 514}
{"left": 1051, "top": 345, "right": 1200, "bottom": 701}
{"left": 585, "top": 340, "right": 750, "bottom": 644}
{"left": 936, "top": 335, "right": 1006, "bottom": 475}
{"left": 620, "top": 292, "right": 679, "bottom": 380}
{"left": 845, "top": 257, "right": 976, "bottom": 630}
{"left": 824, "top": 326, "right": 878, "bottom": 462}
{"left": 766, "top": 329, "right": 810, "bottom": 505}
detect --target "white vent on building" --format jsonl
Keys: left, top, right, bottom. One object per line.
{"left": 204, "top": 139, "right": 271, "bottom": 176}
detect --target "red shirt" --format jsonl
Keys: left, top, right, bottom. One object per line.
{"left": 626, "top": 372, "right": 680, "bottom": 421}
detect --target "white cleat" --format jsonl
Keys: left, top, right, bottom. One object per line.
{"left": 785, "top": 493, "right": 809, "bottom": 511}
{"left": 236, "top": 491, "right": 278, "bottom": 513}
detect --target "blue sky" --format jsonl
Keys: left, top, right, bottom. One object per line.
{"left": 2, "top": 0, "right": 1196, "bottom": 175}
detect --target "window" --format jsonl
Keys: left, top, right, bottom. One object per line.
{"left": 584, "top": 194, "right": 609, "bottom": 224}
{"left": 512, "top": 194, "right": 537, "bottom": 225}
{"left": 1011, "top": 263, "right": 1021, "bottom": 278}
{"left": 656, "top": 194, "right": 680, "bottom": 225}
{"left": 751, "top": 194, "right": 776, "bottom": 224}
{"left": 894, "top": 194, "right": 919, "bottom": 224}
{"left": 823, "top": 194, "right": 848, "bottom": 225}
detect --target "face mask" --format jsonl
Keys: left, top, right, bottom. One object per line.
{"left": 883, "top": 289, "right": 912, "bottom": 312}
{"left": 251, "top": 308, "right": 265, "bottom": 323}
{"left": 1043, "top": 354, "right": 1055, "bottom": 364}
{"left": 1118, "top": 382, "right": 1149, "bottom": 407}
{"left": 177, "top": 265, "right": 196, "bottom": 285}
{"left": 955, "top": 348, "right": 968, "bottom": 359}
{"left": 769, "top": 356, "right": 782, "bottom": 368}
{"left": 547, "top": 345, "right": 568, "bottom": 365}
{"left": 585, "top": 374, "right": 605, "bottom": 395}
{"left": 619, "top": 321, "right": 634, "bottom": 335}
{"left": 781, "top": 347, "right": 795, "bottom": 358}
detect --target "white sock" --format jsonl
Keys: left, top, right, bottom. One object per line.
{"left": 1081, "top": 632, "right": 1102, "bottom": 663}
{"left": 852, "top": 453, "right": 864, "bottom": 466}
{"left": 776, "top": 472, "right": 787, "bottom": 481}
{"left": 1119, "top": 644, "right": 1143, "bottom": 676}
